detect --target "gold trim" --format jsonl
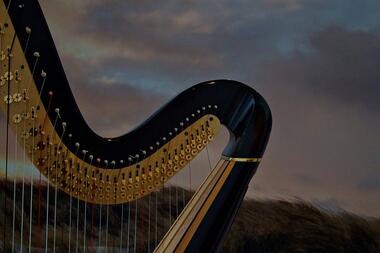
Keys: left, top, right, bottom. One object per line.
{"left": 175, "top": 161, "right": 235, "bottom": 252}
{"left": 221, "top": 155, "right": 262, "bottom": 163}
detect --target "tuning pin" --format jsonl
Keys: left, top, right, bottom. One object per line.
{"left": 82, "top": 150, "right": 88, "bottom": 155}
{"left": 185, "top": 117, "right": 189, "bottom": 122}
{"left": 202, "top": 106, "right": 206, "bottom": 110}
{"left": 208, "top": 105, "right": 212, "bottom": 108}
{"left": 169, "top": 132, "right": 173, "bottom": 136}
{"left": 33, "top": 52, "right": 40, "bottom": 58}
{"left": 25, "top": 27, "right": 31, "bottom": 34}
{"left": 174, "top": 128, "right": 178, "bottom": 132}
{"left": 111, "top": 160, "right": 116, "bottom": 165}
{"left": 141, "top": 150, "right": 147, "bottom": 155}
{"left": 156, "top": 142, "right": 160, "bottom": 146}
{"left": 4, "top": 71, "right": 13, "bottom": 81}
{"left": 191, "top": 114, "right": 195, "bottom": 117}
{"left": 13, "top": 93, "right": 22, "bottom": 102}
{"left": 12, "top": 114, "right": 22, "bottom": 124}
{"left": 149, "top": 146, "right": 154, "bottom": 151}
{"left": 96, "top": 158, "right": 101, "bottom": 163}
{"left": 214, "top": 105, "right": 218, "bottom": 109}
{"left": 89, "top": 155, "right": 94, "bottom": 160}
{"left": 48, "top": 91, "right": 53, "bottom": 96}
{"left": 162, "top": 137, "right": 166, "bottom": 142}
{"left": 62, "top": 122, "right": 67, "bottom": 129}
{"left": 120, "top": 160, "right": 124, "bottom": 164}
{"left": 4, "top": 95, "right": 13, "bottom": 104}
{"left": 128, "top": 157, "right": 132, "bottom": 162}
{"left": 68, "top": 134, "right": 73, "bottom": 138}
{"left": 75, "top": 142, "right": 80, "bottom": 148}
{"left": 55, "top": 108, "right": 60, "bottom": 114}
{"left": 41, "top": 70, "right": 47, "bottom": 78}
{"left": 180, "top": 122, "right": 184, "bottom": 126}
{"left": 135, "top": 154, "right": 140, "bottom": 159}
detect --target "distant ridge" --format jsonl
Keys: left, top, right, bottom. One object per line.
{"left": 0, "top": 180, "right": 379, "bottom": 252}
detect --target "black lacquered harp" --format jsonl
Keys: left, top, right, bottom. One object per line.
{"left": 0, "top": 0, "right": 272, "bottom": 252}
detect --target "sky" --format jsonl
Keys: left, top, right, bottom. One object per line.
{"left": 1, "top": 0, "right": 380, "bottom": 217}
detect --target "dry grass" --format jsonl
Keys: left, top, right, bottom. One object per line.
{"left": 224, "top": 200, "right": 380, "bottom": 252}
{"left": 0, "top": 181, "right": 378, "bottom": 252}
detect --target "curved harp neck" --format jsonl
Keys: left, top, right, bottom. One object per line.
{"left": 1, "top": 0, "right": 272, "bottom": 252}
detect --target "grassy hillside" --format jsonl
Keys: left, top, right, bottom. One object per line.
{"left": 0, "top": 180, "right": 378, "bottom": 252}
{"left": 225, "top": 200, "right": 380, "bottom": 252}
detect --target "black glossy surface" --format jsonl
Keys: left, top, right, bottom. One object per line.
{"left": 4, "top": 0, "right": 272, "bottom": 251}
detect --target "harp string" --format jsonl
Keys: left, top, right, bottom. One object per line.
{"left": 34, "top": 82, "right": 51, "bottom": 253}
{"left": 161, "top": 137, "right": 169, "bottom": 250}
{"left": 119, "top": 201, "right": 124, "bottom": 252}
{"left": 53, "top": 120, "right": 67, "bottom": 253}
{"left": 125, "top": 158, "right": 132, "bottom": 251}
{"left": 127, "top": 200, "right": 131, "bottom": 251}
{"left": 147, "top": 189, "right": 151, "bottom": 252}
{"left": 44, "top": 134, "right": 51, "bottom": 253}
{"left": 43, "top": 92, "right": 54, "bottom": 251}
{"left": 75, "top": 151, "right": 87, "bottom": 253}
{"left": 36, "top": 138, "right": 41, "bottom": 251}
{"left": 83, "top": 155, "right": 93, "bottom": 253}
{"left": 133, "top": 184, "right": 137, "bottom": 252}
{"left": 104, "top": 162, "right": 109, "bottom": 251}
{"left": 175, "top": 182, "right": 179, "bottom": 218}
{"left": 33, "top": 91, "right": 49, "bottom": 252}
{"left": 141, "top": 150, "right": 153, "bottom": 253}
{"left": 28, "top": 119, "right": 35, "bottom": 252}
{"left": 94, "top": 158, "right": 101, "bottom": 249}
{"left": 11, "top": 126, "right": 17, "bottom": 253}
{"left": 20, "top": 115, "right": 26, "bottom": 252}
{"left": 42, "top": 97, "right": 56, "bottom": 253}
{"left": 2, "top": 30, "right": 15, "bottom": 253}
{"left": 133, "top": 153, "right": 141, "bottom": 253}
{"left": 12, "top": 26, "right": 23, "bottom": 253}
{"left": 11, "top": 68, "right": 22, "bottom": 252}
{"left": 90, "top": 203, "right": 95, "bottom": 250}
{"left": 68, "top": 142, "right": 80, "bottom": 252}
{"left": 154, "top": 188, "right": 158, "bottom": 248}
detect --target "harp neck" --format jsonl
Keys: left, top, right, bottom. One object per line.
{"left": 1, "top": 0, "right": 272, "bottom": 252}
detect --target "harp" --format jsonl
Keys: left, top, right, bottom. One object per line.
{"left": 0, "top": 0, "right": 272, "bottom": 252}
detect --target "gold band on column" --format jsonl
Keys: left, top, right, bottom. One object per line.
{"left": 221, "top": 155, "right": 262, "bottom": 163}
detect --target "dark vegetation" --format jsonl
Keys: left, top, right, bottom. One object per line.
{"left": 0, "top": 180, "right": 378, "bottom": 252}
